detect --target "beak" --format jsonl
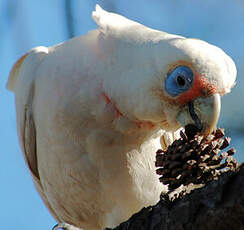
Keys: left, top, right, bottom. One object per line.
{"left": 176, "top": 94, "right": 221, "bottom": 136}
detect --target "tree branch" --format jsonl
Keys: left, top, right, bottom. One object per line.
{"left": 64, "top": 0, "right": 75, "bottom": 39}
{"left": 106, "top": 164, "right": 244, "bottom": 230}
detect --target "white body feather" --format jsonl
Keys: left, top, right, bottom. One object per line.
{"left": 7, "top": 5, "right": 236, "bottom": 230}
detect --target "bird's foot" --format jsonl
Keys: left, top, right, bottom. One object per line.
{"left": 52, "top": 223, "right": 83, "bottom": 230}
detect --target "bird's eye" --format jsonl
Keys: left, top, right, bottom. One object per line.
{"left": 176, "top": 75, "right": 186, "bottom": 87}
{"left": 165, "top": 65, "right": 194, "bottom": 97}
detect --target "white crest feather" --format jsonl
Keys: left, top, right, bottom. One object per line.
{"left": 92, "top": 4, "right": 142, "bottom": 35}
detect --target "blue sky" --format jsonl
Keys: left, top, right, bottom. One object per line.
{"left": 1, "top": 1, "right": 244, "bottom": 229}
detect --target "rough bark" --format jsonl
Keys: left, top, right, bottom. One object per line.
{"left": 105, "top": 164, "right": 244, "bottom": 230}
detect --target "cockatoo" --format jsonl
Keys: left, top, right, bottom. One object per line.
{"left": 7, "top": 5, "right": 236, "bottom": 230}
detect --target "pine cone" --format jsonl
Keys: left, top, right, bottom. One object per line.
{"left": 155, "top": 125, "right": 237, "bottom": 192}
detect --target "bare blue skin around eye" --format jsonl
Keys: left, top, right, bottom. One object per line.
{"left": 165, "top": 66, "right": 194, "bottom": 97}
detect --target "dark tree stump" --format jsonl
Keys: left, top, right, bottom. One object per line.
{"left": 105, "top": 164, "right": 244, "bottom": 230}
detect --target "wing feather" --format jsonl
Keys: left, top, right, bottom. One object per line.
{"left": 8, "top": 47, "right": 61, "bottom": 221}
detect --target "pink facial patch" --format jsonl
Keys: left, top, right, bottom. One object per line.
{"left": 166, "top": 60, "right": 217, "bottom": 105}
{"left": 177, "top": 73, "right": 217, "bottom": 105}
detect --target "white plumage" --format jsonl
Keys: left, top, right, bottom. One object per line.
{"left": 7, "top": 5, "right": 236, "bottom": 230}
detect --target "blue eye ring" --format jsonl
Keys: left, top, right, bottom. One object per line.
{"left": 165, "top": 65, "right": 194, "bottom": 97}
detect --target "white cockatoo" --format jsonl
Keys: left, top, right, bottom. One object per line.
{"left": 7, "top": 5, "right": 236, "bottom": 230}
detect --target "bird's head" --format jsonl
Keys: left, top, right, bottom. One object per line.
{"left": 93, "top": 5, "right": 237, "bottom": 136}
{"left": 157, "top": 38, "right": 236, "bottom": 136}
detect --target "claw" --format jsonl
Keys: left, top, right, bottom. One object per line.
{"left": 160, "top": 129, "right": 182, "bottom": 150}
{"left": 52, "top": 223, "right": 82, "bottom": 230}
